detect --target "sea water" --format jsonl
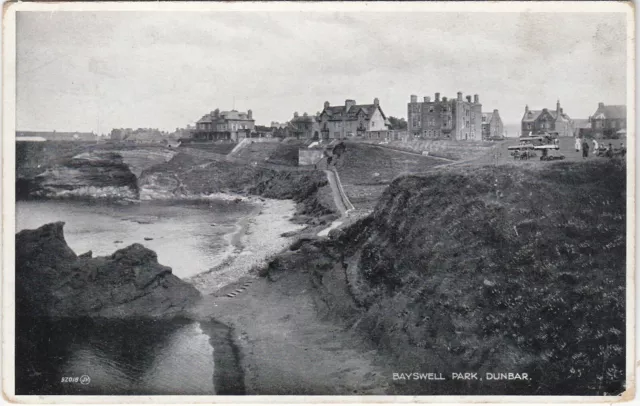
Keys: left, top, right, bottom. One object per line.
{"left": 15, "top": 199, "right": 253, "bottom": 395}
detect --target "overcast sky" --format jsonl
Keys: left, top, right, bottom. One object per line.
{"left": 17, "top": 10, "right": 628, "bottom": 134}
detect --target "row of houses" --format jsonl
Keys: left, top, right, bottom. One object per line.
{"left": 186, "top": 93, "right": 505, "bottom": 143}
{"left": 521, "top": 100, "right": 627, "bottom": 139}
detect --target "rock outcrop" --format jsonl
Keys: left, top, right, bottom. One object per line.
{"left": 139, "top": 152, "right": 338, "bottom": 224}
{"left": 16, "top": 222, "right": 201, "bottom": 318}
{"left": 29, "top": 152, "right": 139, "bottom": 200}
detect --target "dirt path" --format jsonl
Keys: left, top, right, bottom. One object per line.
{"left": 193, "top": 272, "right": 390, "bottom": 395}
{"left": 324, "top": 169, "right": 348, "bottom": 215}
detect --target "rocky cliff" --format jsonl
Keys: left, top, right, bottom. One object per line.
{"left": 28, "top": 152, "right": 139, "bottom": 200}
{"left": 139, "top": 153, "right": 337, "bottom": 224}
{"left": 263, "top": 159, "right": 626, "bottom": 396}
{"left": 16, "top": 222, "right": 201, "bottom": 318}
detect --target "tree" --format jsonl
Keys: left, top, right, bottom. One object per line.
{"left": 388, "top": 116, "right": 408, "bottom": 130}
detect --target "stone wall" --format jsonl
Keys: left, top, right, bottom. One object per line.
{"left": 298, "top": 149, "right": 325, "bottom": 166}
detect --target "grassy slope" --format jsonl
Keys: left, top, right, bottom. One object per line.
{"left": 273, "top": 158, "right": 626, "bottom": 395}
{"left": 334, "top": 142, "right": 443, "bottom": 210}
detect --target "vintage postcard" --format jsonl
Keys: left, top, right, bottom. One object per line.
{"left": 2, "top": 1, "right": 635, "bottom": 404}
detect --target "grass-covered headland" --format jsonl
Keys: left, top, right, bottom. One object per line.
{"left": 266, "top": 158, "right": 626, "bottom": 395}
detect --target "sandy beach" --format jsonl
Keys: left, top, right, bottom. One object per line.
{"left": 193, "top": 271, "right": 391, "bottom": 395}
{"left": 187, "top": 196, "right": 305, "bottom": 295}
{"left": 184, "top": 194, "right": 390, "bottom": 395}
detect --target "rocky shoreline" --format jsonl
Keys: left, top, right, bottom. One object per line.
{"left": 15, "top": 222, "right": 201, "bottom": 319}
{"left": 15, "top": 146, "right": 388, "bottom": 395}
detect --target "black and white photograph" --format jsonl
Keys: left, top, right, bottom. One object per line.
{"left": 2, "top": 1, "right": 635, "bottom": 402}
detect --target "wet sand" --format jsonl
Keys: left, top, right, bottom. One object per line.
{"left": 189, "top": 195, "right": 390, "bottom": 395}
{"left": 193, "top": 273, "right": 390, "bottom": 395}
{"left": 187, "top": 197, "right": 305, "bottom": 295}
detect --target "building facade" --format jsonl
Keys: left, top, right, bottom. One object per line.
{"left": 589, "top": 103, "right": 626, "bottom": 138}
{"left": 192, "top": 109, "right": 255, "bottom": 142}
{"left": 481, "top": 109, "right": 504, "bottom": 140}
{"left": 521, "top": 100, "right": 573, "bottom": 137}
{"left": 288, "top": 112, "right": 321, "bottom": 139}
{"left": 318, "top": 98, "right": 388, "bottom": 140}
{"left": 407, "top": 92, "right": 482, "bottom": 141}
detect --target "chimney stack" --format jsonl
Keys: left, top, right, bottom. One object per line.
{"left": 324, "top": 101, "right": 330, "bottom": 110}
{"left": 410, "top": 95, "right": 418, "bottom": 103}
{"left": 442, "top": 97, "right": 448, "bottom": 102}
{"left": 598, "top": 102, "right": 605, "bottom": 109}
{"left": 345, "top": 99, "right": 356, "bottom": 112}
{"left": 248, "top": 109, "right": 253, "bottom": 119}
{"left": 374, "top": 97, "right": 379, "bottom": 106}
{"left": 525, "top": 105, "right": 529, "bottom": 113}
{"left": 493, "top": 109, "right": 498, "bottom": 114}
{"left": 474, "top": 94, "right": 479, "bottom": 104}
{"left": 424, "top": 96, "right": 430, "bottom": 102}
{"left": 457, "top": 91, "right": 463, "bottom": 101}
{"left": 466, "top": 95, "right": 472, "bottom": 103}
{"left": 435, "top": 92, "right": 440, "bottom": 102}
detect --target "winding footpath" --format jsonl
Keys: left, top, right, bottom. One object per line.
{"left": 324, "top": 169, "right": 354, "bottom": 215}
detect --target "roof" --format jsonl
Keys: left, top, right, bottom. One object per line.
{"left": 321, "top": 104, "right": 386, "bottom": 122}
{"left": 291, "top": 114, "right": 316, "bottom": 123}
{"left": 592, "top": 104, "right": 626, "bottom": 120}
{"left": 522, "top": 108, "right": 571, "bottom": 123}
{"left": 196, "top": 110, "right": 254, "bottom": 124}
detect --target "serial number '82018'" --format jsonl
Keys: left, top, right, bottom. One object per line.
{"left": 61, "top": 375, "right": 91, "bottom": 384}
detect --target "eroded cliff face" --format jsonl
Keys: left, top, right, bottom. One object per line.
{"left": 264, "top": 160, "right": 626, "bottom": 396}
{"left": 139, "top": 153, "right": 338, "bottom": 224}
{"left": 29, "top": 152, "right": 139, "bottom": 200}
{"left": 16, "top": 222, "right": 201, "bottom": 319}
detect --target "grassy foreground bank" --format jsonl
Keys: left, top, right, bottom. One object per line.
{"left": 253, "top": 158, "right": 626, "bottom": 395}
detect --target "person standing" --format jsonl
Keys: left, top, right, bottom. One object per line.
{"left": 582, "top": 140, "right": 590, "bottom": 158}
{"left": 593, "top": 138, "right": 599, "bottom": 153}
{"left": 575, "top": 137, "right": 582, "bottom": 152}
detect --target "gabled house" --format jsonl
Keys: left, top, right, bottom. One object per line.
{"left": 192, "top": 108, "right": 255, "bottom": 142}
{"left": 521, "top": 100, "right": 573, "bottom": 137}
{"left": 289, "top": 112, "right": 320, "bottom": 140}
{"left": 318, "top": 98, "right": 388, "bottom": 140}
{"left": 590, "top": 103, "right": 626, "bottom": 138}
{"left": 481, "top": 109, "right": 504, "bottom": 140}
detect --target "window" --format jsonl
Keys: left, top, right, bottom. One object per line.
{"left": 429, "top": 106, "right": 434, "bottom": 112}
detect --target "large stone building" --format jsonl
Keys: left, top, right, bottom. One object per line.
{"left": 318, "top": 98, "right": 388, "bottom": 140}
{"left": 589, "top": 103, "right": 626, "bottom": 138}
{"left": 192, "top": 109, "right": 255, "bottom": 142}
{"left": 407, "top": 92, "right": 482, "bottom": 141}
{"left": 520, "top": 100, "right": 573, "bottom": 137}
